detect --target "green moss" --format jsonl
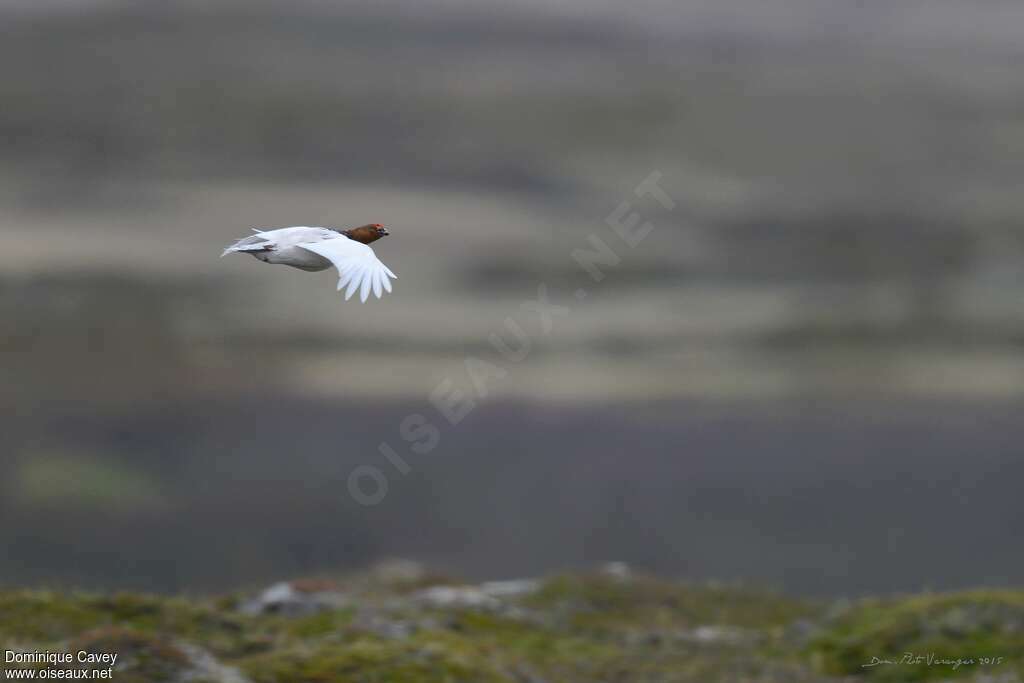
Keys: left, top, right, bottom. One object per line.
{"left": 239, "top": 637, "right": 511, "bottom": 683}
{"left": 809, "top": 590, "right": 1024, "bottom": 681}
{"left": 277, "top": 608, "right": 356, "bottom": 639}
{"left": 0, "top": 591, "right": 106, "bottom": 644}
{"left": 442, "top": 610, "right": 607, "bottom": 664}
{"left": 527, "top": 573, "right": 813, "bottom": 632}
{"left": 0, "top": 590, "right": 252, "bottom": 657}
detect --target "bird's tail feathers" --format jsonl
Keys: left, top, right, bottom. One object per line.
{"left": 221, "top": 234, "right": 270, "bottom": 257}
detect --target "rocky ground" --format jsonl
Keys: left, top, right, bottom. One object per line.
{"left": 1, "top": 562, "right": 1021, "bottom": 683}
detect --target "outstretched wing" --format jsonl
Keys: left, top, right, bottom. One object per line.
{"left": 296, "top": 236, "right": 397, "bottom": 302}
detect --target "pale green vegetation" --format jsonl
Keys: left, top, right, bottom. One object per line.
{"left": 1, "top": 571, "right": 1021, "bottom": 683}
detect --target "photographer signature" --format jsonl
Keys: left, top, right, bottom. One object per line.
{"left": 863, "top": 653, "right": 1005, "bottom": 670}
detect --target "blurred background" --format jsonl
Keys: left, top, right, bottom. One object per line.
{"left": 2, "top": 0, "right": 1023, "bottom": 597}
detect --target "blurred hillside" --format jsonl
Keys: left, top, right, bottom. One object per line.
{"left": 2, "top": 1, "right": 1024, "bottom": 595}
{"left": 3, "top": 1, "right": 1024, "bottom": 402}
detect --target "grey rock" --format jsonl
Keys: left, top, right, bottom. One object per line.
{"left": 239, "top": 580, "right": 349, "bottom": 616}
{"left": 413, "top": 585, "right": 501, "bottom": 610}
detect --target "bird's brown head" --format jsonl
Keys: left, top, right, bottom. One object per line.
{"left": 343, "top": 223, "right": 390, "bottom": 244}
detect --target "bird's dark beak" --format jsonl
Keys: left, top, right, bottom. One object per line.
{"left": 381, "top": 227, "right": 390, "bottom": 236}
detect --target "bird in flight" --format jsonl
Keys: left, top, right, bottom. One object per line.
{"left": 221, "top": 224, "right": 396, "bottom": 302}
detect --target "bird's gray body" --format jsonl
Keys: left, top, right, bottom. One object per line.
{"left": 252, "top": 247, "right": 332, "bottom": 271}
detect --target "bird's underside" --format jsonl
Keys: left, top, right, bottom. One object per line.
{"left": 221, "top": 225, "right": 396, "bottom": 301}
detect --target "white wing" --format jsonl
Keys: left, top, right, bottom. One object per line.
{"left": 222, "top": 226, "right": 335, "bottom": 256}
{"left": 296, "top": 236, "right": 397, "bottom": 302}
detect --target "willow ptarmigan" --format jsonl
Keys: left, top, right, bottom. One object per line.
{"left": 221, "top": 224, "right": 396, "bottom": 302}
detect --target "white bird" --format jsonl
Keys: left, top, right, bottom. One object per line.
{"left": 221, "top": 224, "right": 396, "bottom": 302}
